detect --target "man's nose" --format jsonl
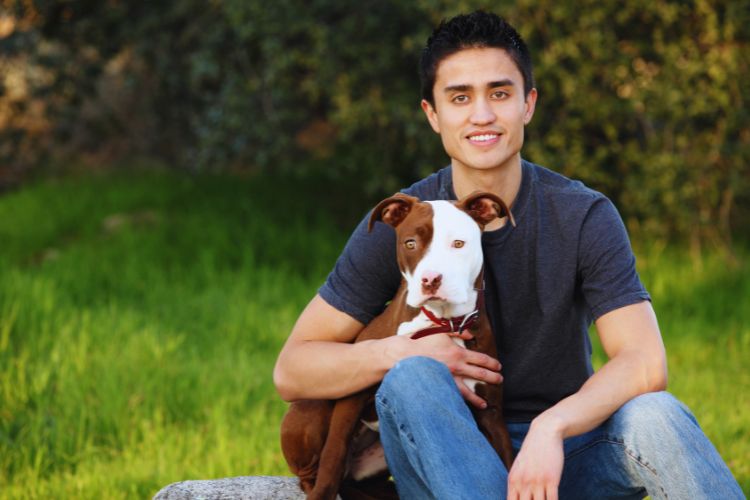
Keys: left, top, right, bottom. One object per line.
{"left": 470, "top": 98, "right": 496, "bottom": 124}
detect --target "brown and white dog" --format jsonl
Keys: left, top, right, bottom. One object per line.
{"left": 281, "top": 191, "right": 515, "bottom": 500}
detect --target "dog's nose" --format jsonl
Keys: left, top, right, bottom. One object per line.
{"left": 421, "top": 272, "right": 442, "bottom": 293}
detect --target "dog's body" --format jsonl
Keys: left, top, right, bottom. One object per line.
{"left": 281, "top": 192, "right": 515, "bottom": 500}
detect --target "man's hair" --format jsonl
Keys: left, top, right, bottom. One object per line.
{"left": 419, "top": 11, "right": 535, "bottom": 105}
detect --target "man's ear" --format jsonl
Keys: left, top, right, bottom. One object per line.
{"left": 523, "top": 88, "right": 538, "bottom": 125}
{"left": 421, "top": 99, "right": 441, "bottom": 134}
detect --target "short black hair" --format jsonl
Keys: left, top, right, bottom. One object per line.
{"left": 419, "top": 11, "right": 535, "bottom": 105}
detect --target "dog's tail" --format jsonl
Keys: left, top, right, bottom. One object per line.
{"left": 308, "top": 391, "right": 372, "bottom": 500}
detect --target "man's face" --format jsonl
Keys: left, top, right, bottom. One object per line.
{"left": 421, "top": 47, "right": 537, "bottom": 173}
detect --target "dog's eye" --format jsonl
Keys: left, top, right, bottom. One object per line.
{"left": 404, "top": 239, "right": 417, "bottom": 250}
{"left": 452, "top": 240, "right": 465, "bottom": 248}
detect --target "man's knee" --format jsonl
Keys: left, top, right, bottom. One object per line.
{"left": 377, "top": 356, "right": 453, "bottom": 402}
{"left": 614, "top": 391, "right": 699, "bottom": 438}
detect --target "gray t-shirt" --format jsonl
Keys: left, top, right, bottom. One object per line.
{"left": 319, "top": 160, "right": 650, "bottom": 422}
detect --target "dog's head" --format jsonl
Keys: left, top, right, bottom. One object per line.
{"left": 369, "top": 191, "right": 513, "bottom": 308}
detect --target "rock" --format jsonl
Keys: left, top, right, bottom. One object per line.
{"left": 153, "top": 475, "right": 313, "bottom": 500}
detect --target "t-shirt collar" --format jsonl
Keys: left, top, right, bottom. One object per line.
{"left": 442, "top": 159, "right": 532, "bottom": 225}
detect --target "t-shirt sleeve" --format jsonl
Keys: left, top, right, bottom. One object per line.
{"left": 578, "top": 197, "right": 651, "bottom": 320}
{"left": 318, "top": 212, "right": 402, "bottom": 325}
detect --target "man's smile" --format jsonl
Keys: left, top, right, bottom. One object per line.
{"left": 467, "top": 131, "right": 501, "bottom": 146}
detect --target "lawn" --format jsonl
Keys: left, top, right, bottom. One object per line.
{"left": 0, "top": 169, "right": 747, "bottom": 498}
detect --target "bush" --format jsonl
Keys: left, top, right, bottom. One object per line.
{"left": 1, "top": 0, "right": 748, "bottom": 246}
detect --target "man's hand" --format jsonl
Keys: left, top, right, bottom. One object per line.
{"left": 381, "top": 331, "right": 503, "bottom": 409}
{"left": 507, "top": 417, "right": 564, "bottom": 500}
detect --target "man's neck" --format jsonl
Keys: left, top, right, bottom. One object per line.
{"left": 451, "top": 156, "right": 523, "bottom": 230}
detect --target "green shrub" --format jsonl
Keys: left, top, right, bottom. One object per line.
{"left": 2, "top": 1, "right": 748, "bottom": 245}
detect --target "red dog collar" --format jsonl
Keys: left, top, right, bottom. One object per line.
{"left": 410, "top": 305, "right": 480, "bottom": 340}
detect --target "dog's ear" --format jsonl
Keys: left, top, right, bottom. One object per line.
{"left": 456, "top": 191, "right": 515, "bottom": 228}
{"left": 368, "top": 193, "right": 419, "bottom": 232}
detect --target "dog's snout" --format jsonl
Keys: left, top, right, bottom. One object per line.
{"left": 421, "top": 272, "right": 443, "bottom": 293}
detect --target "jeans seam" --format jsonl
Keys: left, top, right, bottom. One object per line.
{"left": 620, "top": 441, "right": 668, "bottom": 500}
{"left": 376, "top": 394, "right": 418, "bottom": 450}
{"left": 565, "top": 435, "right": 668, "bottom": 499}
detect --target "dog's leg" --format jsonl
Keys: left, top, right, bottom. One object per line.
{"left": 280, "top": 400, "right": 334, "bottom": 493}
{"left": 308, "top": 390, "right": 373, "bottom": 500}
{"left": 473, "top": 383, "right": 514, "bottom": 469}
{"left": 466, "top": 311, "right": 514, "bottom": 469}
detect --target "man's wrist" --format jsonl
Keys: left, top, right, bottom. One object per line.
{"left": 370, "top": 336, "right": 406, "bottom": 377}
{"left": 531, "top": 410, "right": 567, "bottom": 440}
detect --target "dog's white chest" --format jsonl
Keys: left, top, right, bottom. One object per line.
{"left": 396, "top": 310, "right": 481, "bottom": 393}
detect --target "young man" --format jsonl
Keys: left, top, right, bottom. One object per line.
{"left": 274, "top": 11, "right": 743, "bottom": 499}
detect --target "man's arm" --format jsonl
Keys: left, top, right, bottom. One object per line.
{"left": 507, "top": 300, "right": 667, "bottom": 500}
{"left": 273, "top": 294, "right": 503, "bottom": 407}
{"left": 274, "top": 294, "right": 387, "bottom": 401}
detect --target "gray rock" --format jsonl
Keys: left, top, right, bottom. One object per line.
{"left": 153, "top": 475, "right": 320, "bottom": 500}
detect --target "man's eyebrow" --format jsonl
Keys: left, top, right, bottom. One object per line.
{"left": 443, "top": 79, "right": 516, "bottom": 94}
{"left": 488, "top": 79, "right": 515, "bottom": 89}
{"left": 443, "top": 84, "right": 472, "bottom": 94}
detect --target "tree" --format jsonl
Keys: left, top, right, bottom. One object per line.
{"left": 1, "top": 0, "right": 748, "bottom": 247}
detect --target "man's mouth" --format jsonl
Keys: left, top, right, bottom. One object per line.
{"left": 467, "top": 133, "right": 500, "bottom": 145}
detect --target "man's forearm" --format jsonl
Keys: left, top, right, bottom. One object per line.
{"left": 274, "top": 294, "right": 402, "bottom": 401}
{"left": 274, "top": 338, "right": 395, "bottom": 401}
{"left": 535, "top": 302, "right": 667, "bottom": 439}
{"left": 275, "top": 291, "right": 505, "bottom": 404}
{"left": 507, "top": 349, "right": 667, "bottom": 497}
{"left": 275, "top": 331, "right": 503, "bottom": 404}
{"left": 507, "top": 302, "right": 667, "bottom": 497}
{"left": 533, "top": 348, "right": 667, "bottom": 439}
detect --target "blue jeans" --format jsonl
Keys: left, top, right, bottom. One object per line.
{"left": 375, "top": 356, "right": 744, "bottom": 500}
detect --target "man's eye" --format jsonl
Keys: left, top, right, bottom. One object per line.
{"left": 492, "top": 90, "right": 509, "bottom": 99}
{"left": 452, "top": 240, "right": 465, "bottom": 248}
{"left": 452, "top": 95, "right": 469, "bottom": 103}
{"left": 405, "top": 239, "right": 417, "bottom": 249}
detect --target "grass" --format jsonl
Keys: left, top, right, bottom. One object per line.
{"left": 0, "top": 168, "right": 748, "bottom": 498}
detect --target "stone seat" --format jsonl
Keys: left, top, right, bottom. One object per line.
{"left": 153, "top": 475, "right": 318, "bottom": 500}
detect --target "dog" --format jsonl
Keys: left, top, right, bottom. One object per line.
{"left": 281, "top": 191, "right": 515, "bottom": 500}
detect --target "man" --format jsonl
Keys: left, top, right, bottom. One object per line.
{"left": 274, "top": 11, "right": 743, "bottom": 499}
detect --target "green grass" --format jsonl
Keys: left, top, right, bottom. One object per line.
{"left": 1, "top": 169, "right": 748, "bottom": 498}
{"left": 0, "top": 169, "right": 348, "bottom": 498}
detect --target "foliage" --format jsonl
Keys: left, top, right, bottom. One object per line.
{"left": 0, "top": 0, "right": 748, "bottom": 246}
{"left": 513, "top": 0, "right": 750, "bottom": 251}
{"left": 0, "top": 169, "right": 748, "bottom": 498}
